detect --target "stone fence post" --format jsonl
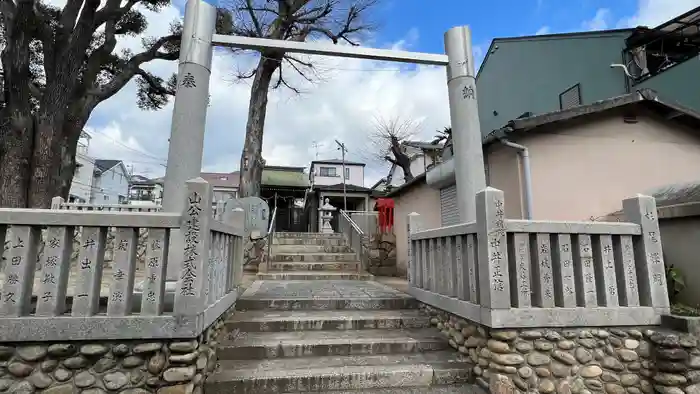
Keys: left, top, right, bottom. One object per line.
{"left": 623, "top": 194, "right": 670, "bottom": 312}
{"left": 476, "top": 187, "right": 511, "bottom": 310}
{"left": 407, "top": 212, "right": 423, "bottom": 286}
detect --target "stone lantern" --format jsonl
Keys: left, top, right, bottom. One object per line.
{"left": 318, "top": 198, "right": 337, "bottom": 234}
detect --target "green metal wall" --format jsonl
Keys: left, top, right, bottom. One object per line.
{"left": 637, "top": 57, "right": 700, "bottom": 111}
{"left": 475, "top": 33, "right": 631, "bottom": 136}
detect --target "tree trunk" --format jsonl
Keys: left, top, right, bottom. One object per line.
{"left": 28, "top": 116, "right": 65, "bottom": 208}
{"left": 0, "top": 2, "right": 36, "bottom": 208}
{"left": 238, "top": 58, "right": 279, "bottom": 198}
{"left": 0, "top": 117, "right": 34, "bottom": 208}
{"left": 389, "top": 141, "right": 413, "bottom": 182}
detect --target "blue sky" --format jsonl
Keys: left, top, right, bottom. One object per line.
{"left": 85, "top": 0, "right": 697, "bottom": 183}
{"left": 371, "top": 0, "right": 656, "bottom": 65}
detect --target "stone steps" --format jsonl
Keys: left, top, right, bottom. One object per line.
{"left": 237, "top": 295, "right": 417, "bottom": 311}
{"left": 271, "top": 252, "right": 358, "bottom": 262}
{"left": 269, "top": 261, "right": 361, "bottom": 272}
{"left": 256, "top": 271, "right": 373, "bottom": 281}
{"left": 226, "top": 309, "right": 430, "bottom": 332}
{"left": 274, "top": 232, "right": 344, "bottom": 239}
{"left": 217, "top": 328, "right": 449, "bottom": 360}
{"left": 206, "top": 352, "right": 471, "bottom": 393}
{"left": 289, "top": 386, "right": 483, "bottom": 394}
{"left": 204, "top": 280, "right": 480, "bottom": 393}
{"left": 272, "top": 244, "right": 353, "bottom": 253}
{"left": 273, "top": 238, "right": 346, "bottom": 246}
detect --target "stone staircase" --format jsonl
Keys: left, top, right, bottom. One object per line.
{"left": 258, "top": 232, "right": 373, "bottom": 281}
{"left": 204, "top": 232, "right": 480, "bottom": 393}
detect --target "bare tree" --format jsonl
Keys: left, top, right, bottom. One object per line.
{"left": 228, "top": 0, "right": 378, "bottom": 198}
{"left": 368, "top": 114, "right": 421, "bottom": 183}
{"left": 0, "top": 0, "right": 231, "bottom": 208}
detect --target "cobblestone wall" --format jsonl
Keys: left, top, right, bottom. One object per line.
{"left": 0, "top": 309, "right": 233, "bottom": 393}
{"left": 364, "top": 232, "right": 397, "bottom": 277}
{"left": 421, "top": 305, "right": 700, "bottom": 394}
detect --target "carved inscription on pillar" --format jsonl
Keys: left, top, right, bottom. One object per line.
{"left": 181, "top": 192, "right": 202, "bottom": 297}
{"left": 490, "top": 199, "right": 506, "bottom": 293}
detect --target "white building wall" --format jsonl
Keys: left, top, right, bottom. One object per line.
{"left": 91, "top": 165, "right": 129, "bottom": 204}
{"left": 311, "top": 163, "right": 364, "bottom": 187}
{"left": 69, "top": 148, "right": 95, "bottom": 202}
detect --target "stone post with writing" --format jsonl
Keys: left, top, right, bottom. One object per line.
{"left": 476, "top": 187, "right": 511, "bottom": 309}
{"left": 174, "top": 178, "right": 213, "bottom": 315}
{"left": 623, "top": 194, "right": 670, "bottom": 312}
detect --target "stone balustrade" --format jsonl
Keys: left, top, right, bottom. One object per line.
{"left": 0, "top": 178, "right": 245, "bottom": 342}
{"left": 408, "top": 187, "right": 669, "bottom": 328}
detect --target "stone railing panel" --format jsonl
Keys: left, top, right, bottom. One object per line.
{"left": 408, "top": 187, "right": 669, "bottom": 328}
{"left": 0, "top": 178, "right": 245, "bottom": 342}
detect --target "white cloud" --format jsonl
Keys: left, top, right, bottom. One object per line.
{"left": 582, "top": 8, "right": 612, "bottom": 31}
{"left": 617, "top": 0, "right": 700, "bottom": 28}
{"left": 580, "top": 1, "right": 700, "bottom": 32}
{"left": 535, "top": 26, "right": 551, "bottom": 35}
{"left": 79, "top": 3, "right": 451, "bottom": 187}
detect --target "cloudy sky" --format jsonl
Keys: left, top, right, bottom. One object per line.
{"left": 81, "top": 0, "right": 700, "bottom": 186}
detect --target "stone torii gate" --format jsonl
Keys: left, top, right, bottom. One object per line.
{"left": 161, "top": 0, "right": 487, "bottom": 278}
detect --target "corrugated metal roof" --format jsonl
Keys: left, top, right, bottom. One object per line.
{"left": 262, "top": 168, "right": 310, "bottom": 188}
{"left": 312, "top": 158, "right": 366, "bottom": 167}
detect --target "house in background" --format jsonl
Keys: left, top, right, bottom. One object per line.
{"left": 200, "top": 171, "right": 240, "bottom": 202}
{"left": 476, "top": 7, "right": 700, "bottom": 138}
{"left": 309, "top": 159, "right": 365, "bottom": 187}
{"left": 68, "top": 131, "right": 96, "bottom": 203}
{"left": 308, "top": 158, "right": 373, "bottom": 229}
{"left": 391, "top": 89, "right": 700, "bottom": 276}
{"left": 129, "top": 175, "right": 163, "bottom": 206}
{"left": 91, "top": 160, "right": 130, "bottom": 204}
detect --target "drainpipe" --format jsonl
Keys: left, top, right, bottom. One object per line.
{"left": 498, "top": 139, "right": 534, "bottom": 220}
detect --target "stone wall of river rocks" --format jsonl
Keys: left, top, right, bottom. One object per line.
{"left": 421, "top": 304, "right": 700, "bottom": 394}
{"left": 0, "top": 310, "right": 231, "bottom": 393}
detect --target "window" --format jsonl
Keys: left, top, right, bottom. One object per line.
{"left": 104, "top": 195, "right": 109, "bottom": 201}
{"left": 319, "top": 167, "right": 336, "bottom": 177}
{"left": 344, "top": 167, "right": 350, "bottom": 179}
{"left": 559, "top": 84, "right": 581, "bottom": 110}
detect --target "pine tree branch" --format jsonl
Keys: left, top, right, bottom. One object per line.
{"left": 136, "top": 68, "right": 176, "bottom": 96}
{"left": 88, "top": 34, "right": 179, "bottom": 101}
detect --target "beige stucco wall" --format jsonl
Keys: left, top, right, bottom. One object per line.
{"left": 392, "top": 182, "right": 441, "bottom": 277}
{"left": 486, "top": 110, "right": 700, "bottom": 220}
{"left": 656, "top": 204, "right": 700, "bottom": 306}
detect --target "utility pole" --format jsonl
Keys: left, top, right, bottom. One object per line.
{"left": 311, "top": 141, "right": 321, "bottom": 159}
{"left": 335, "top": 139, "right": 348, "bottom": 211}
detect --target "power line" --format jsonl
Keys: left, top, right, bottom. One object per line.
{"left": 88, "top": 129, "right": 167, "bottom": 163}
